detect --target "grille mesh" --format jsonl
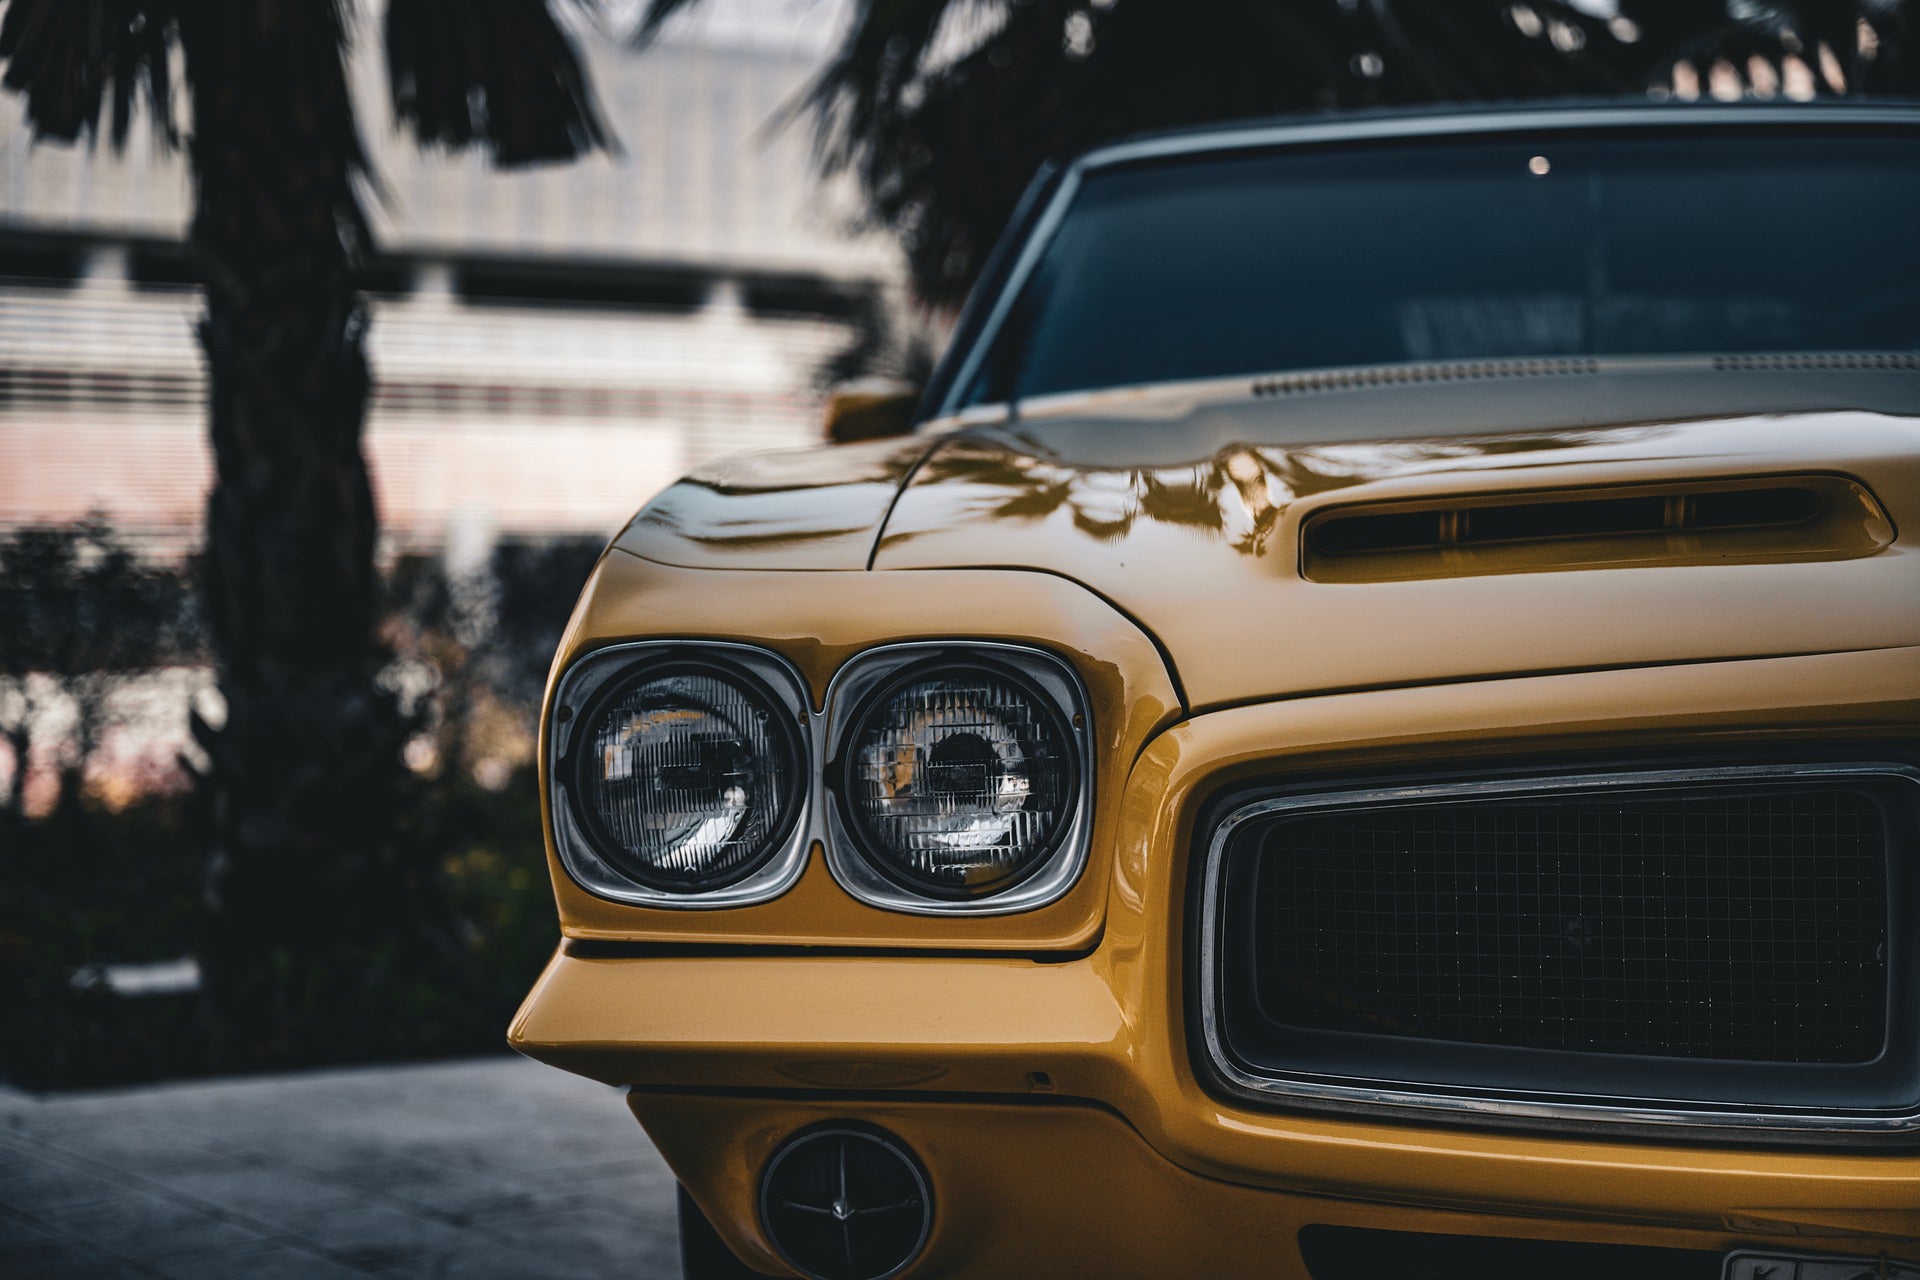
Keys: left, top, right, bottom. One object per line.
{"left": 1249, "top": 786, "right": 1890, "bottom": 1064}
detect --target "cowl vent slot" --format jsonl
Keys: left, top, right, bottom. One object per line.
{"left": 1302, "top": 476, "right": 1891, "bottom": 583}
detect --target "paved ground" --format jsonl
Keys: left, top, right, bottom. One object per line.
{"left": 0, "top": 1056, "right": 682, "bottom": 1279}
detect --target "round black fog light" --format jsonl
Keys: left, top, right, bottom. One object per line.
{"left": 759, "top": 1125, "right": 931, "bottom": 1280}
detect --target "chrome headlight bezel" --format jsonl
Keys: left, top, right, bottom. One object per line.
{"left": 823, "top": 643, "right": 1094, "bottom": 916}
{"left": 548, "top": 641, "right": 813, "bottom": 908}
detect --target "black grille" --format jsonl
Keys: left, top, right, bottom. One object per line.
{"left": 1245, "top": 784, "right": 1889, "bottom": 1064}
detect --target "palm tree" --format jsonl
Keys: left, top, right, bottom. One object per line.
{"left": 0, "top": 0, "right": 607, "bottom": 1048}
{"left": 642, "top": 0, "right": 1916, "bottom": 307}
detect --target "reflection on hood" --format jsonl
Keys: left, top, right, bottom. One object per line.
{"left": 894, "top": 427, "right": 1649, "bottom": 559}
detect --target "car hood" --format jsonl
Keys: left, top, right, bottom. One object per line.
{"left": 621, "top": 367, "right": 1920, "bottom": 710}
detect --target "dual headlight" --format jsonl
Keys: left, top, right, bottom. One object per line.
{"left": 548, "top": 642, "right": 1091, "bottom": 914}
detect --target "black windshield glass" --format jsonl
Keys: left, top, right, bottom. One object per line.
{"left": 972, "top": 130, "right": 1920, "bottom": 403}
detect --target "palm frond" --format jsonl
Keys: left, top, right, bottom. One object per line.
{"left": 633, "top": 0, "right": 702, "bottom": 43}
{"left": 385, "top": 0, "right": 611, "bottom": 167}
{"left": 0, "top": 0, "right": 178, "bottom": 148}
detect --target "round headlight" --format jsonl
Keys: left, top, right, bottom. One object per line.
{"left": 573, "top": 662, "right": 801, "bottom": 891}
{"left": 841, "top": 663, "right": 1078, "bottom": 898}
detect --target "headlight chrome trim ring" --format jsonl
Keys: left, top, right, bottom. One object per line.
{"left": 548, "top": 640, "right": 813, "bottom": 909}
{"left": 822, "top": 642, "right": 1095, "bottom": 916}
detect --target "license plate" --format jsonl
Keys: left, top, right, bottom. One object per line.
{"left": 1726, "top": 1252, "right": 1920, "bottom": 1280}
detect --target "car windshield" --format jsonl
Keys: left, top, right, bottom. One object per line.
{"left": 966, "top": 128, "right": 1920, "bottom": 405}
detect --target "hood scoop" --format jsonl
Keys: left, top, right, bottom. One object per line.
{"left": 1303, "top": 475, "right": 1893, "bottom": 583}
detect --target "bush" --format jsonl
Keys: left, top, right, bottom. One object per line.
{"left": 0, "top": 519, "right": 602, "bottom": 1089}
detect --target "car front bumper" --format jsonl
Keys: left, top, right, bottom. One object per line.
{"left": 515, "top": 945, "right": 1920, "bottom": 1275}
{"left": 632, "top": 1090, "right": 1920, "bottom": 1278}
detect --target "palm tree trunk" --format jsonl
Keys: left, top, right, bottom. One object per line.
{"left": 175, "top": 1, "right": 441, "bottom": 1050}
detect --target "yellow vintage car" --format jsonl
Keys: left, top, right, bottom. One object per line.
{"left": 513, "top": 102, "right": 1920, "bottom": 1279}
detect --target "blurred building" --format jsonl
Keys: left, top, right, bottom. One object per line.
{"left": 0, "top": 2, "right": 890, "bottom": 555}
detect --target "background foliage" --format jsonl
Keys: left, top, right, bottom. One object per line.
{"left": 0, "top": 518, "right": 600, "bottom": 1088}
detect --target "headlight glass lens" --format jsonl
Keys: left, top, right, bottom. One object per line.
{"left": 577, "top": 665, "right": 798, "bottom": 890}
{"left": 845, "top": 665, "right": 1076, "bottom": 897}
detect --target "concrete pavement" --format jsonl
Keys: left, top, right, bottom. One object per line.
{"left": 0, "top": 1055, "right": 682, "bottom": 1279}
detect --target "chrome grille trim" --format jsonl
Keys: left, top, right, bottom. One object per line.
{"left": 1195, "top": 762, "right": 1920, "bottom": 1143}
